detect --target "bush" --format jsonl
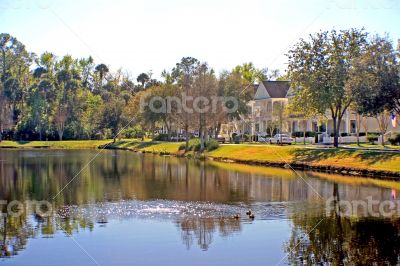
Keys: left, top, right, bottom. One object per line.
{"left": 388, "top": 134, "right": 400, "bottom": 146}
{"left": 340, "top": 132, "right": 349, "bottom": 137}
{"left": 241, "top": 134, "right": 250, "bottom": 142}
{"left": 292, "top": 131, "right": 317, "bottom": 138}
{"left": 205, "top": 139, "right": 219, "bottom": 151}
{"left": 367, "top": 134, "right": 379, "bottom": 144}
{"left": 178, "top": 138, "right": 219, "bottom": 151}
{"left": 123, "top": 127, "right": 144, "bottom": 139}
{"left": 179, "top": 138, "right": 200, "bottom": 151}
{"left": 152, "top": 133, "right": 169, "bottom": 141}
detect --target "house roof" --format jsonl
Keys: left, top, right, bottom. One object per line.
{"left": 261, "top": 81, "right": 290, "bottom": 98}
{"left": 253, "top": 84, "right": 258, "bottom": 95}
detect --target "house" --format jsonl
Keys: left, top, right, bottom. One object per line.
{"left": 221, "top": 81, "right": 399, "bottom": 142}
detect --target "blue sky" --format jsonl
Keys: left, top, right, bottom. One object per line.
{"left": 1, "top": 0, "right": 399, "bottom": 78}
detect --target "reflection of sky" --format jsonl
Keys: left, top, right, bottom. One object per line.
{"left": 3, "top": 218, "right": 291, "bottom": 266}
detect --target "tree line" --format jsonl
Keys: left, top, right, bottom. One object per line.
{"left": 0, "top": 33, "right": 272, "bottom": 150}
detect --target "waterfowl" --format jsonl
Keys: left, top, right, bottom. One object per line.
{"left": 233, "top": 214, "right": 240, "bottom": 219}
{"left": 249, "top": 214, "right": 255, "bottom": 219}
{"left": 246, "top": 210, "right": 252, "bottom": 216}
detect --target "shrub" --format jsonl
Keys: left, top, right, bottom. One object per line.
{"left": 292, "top": 131, "right": 317, "bottom": 138}
{"left": 242, "top": 134, "right": 250, "bottom": 142}
{"left": 367, "top": 134, "right": 379, "bottom": 144}
{"left": 152, "top": 133, "right": 169, "bottom": 141}
{"left": 388, "top": 134, "right": 400, "bottom": 146}
{"left": 205, "top": 139, "right": 219, "bottom": 151}
{"left": 178, "top": 143, "right": 186, "bottom": 150}
{"left": 123, "top": 127, "right": 144, "bottom": 139}
{"left": 179, "top": 138, "right": 200, "bottom": 151}
{"left": 178, "top": 138, "right": 219, "bottom": 151}
{"left": 234, "top": 135, "right": 240, "bottom": 144}
{"left": 340, "top": 132, "right": 349, "bottom": 137}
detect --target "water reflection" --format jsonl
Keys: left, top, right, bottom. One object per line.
{"left": 286, "top": 212, "right": 400, "bottom": 265}
{"left": 0, "top": 149, "right": 400, "bottom": 263}
{"left": 177, "top": 217, "right": 241, "bottom": 251}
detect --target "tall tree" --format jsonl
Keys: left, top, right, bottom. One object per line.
{"left": 349, "top": 35, "right": 399, "bottom": 145}
{"left": 287, "top": 29, "right": 368, "bottom": 147}
{"left": 193, "top": 63, "right": 217, "bottom": 151}
{"left": 171, "top": 57, "right": 200, "bottom": 151}
{"left": 136, "top": 73, "right": 150, "bottom": 87}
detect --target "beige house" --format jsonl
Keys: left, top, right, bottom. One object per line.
{"left": 222, "top": 81, "right": 399, "bottom": 142}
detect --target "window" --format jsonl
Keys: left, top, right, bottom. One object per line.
{"left": 267, "top": 102, "right": 272, "bottom": 113}
{"left": 350, "top": 120, "right": 356, "bottom": 134}
{"left": 313, "top": 122, "right": 318, "bottom": 132}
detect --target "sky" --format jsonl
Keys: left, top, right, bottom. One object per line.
{"left": 1, "top": 0, "right": 399, "bottom": 79}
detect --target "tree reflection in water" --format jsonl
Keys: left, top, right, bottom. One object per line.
{"left": 1, "top": 150, "right": 400, "bottom": 261}
{"left": 285, "top": 184, "right": 400, "bottom": 265}
{"left": 176, "top": 217, "right": 241, "bottom": 250}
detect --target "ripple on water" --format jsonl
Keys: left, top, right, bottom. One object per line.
{"left": 56, "top": 199, "right": 301, "bottom": 223}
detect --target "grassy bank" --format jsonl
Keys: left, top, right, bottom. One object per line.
{"left": 2, "top": 140, "right": 400, "bottom": 176}
{"left": 0, "top": 140, "right": 112, "bottom": 149}
{"left": 107, "top": 140, "right": 183, "bottom": 154}
{"left": 208, "top": 144, "right": 400, "bottom": 174}
{"left": 0, "top": 139, "right": 182, "bottom": 152}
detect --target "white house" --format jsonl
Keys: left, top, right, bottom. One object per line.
{"left": 221, "top": 81, "right": 400, "bottom": 142}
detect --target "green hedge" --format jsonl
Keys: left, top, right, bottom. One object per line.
{"left": 292, "top": 131, "right": 317, "bottom": 138}
{"left": 178, "top": 138, "right": 219, "bottom": 151}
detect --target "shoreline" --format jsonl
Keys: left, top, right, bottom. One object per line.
{"left": 1, "top": 140, "right": 400, "bottom": 180}
{"left": 207, "top": 156, "right": 400, "bottom": 180}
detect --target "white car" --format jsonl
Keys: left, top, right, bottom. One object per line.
{"left": 257, "top": 135, "right": 268, "bottom": 143}
{"left": 269, "top": 134, "right": 294, "bottom": 144}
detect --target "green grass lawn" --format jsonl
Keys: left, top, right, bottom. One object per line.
{"left": 208, "top": 144, "right": 400, "bottom": 173}
{"left": 0, "top": 140, "right": 112, "bottom": 149}
{"left": 0, "top": 139, "right": 183, "bottom": 153}
{"left": 347, "top": 143, "right": 400, "bottom": 149}
{"left": 107, "top": 140, "right": 183, "bottom": 153}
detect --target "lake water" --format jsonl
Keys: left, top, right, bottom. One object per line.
{"left": 0, "top": 149, "right": 399, "bottom": 265}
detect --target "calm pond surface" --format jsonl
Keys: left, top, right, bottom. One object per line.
{"left": 0, "top": 149, "right": 400, "bottom": 265}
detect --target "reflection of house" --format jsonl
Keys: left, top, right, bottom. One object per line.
{"left": 221, "top": 81, "right": 399, "bottom": 139}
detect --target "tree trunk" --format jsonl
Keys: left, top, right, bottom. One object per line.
{"left": 303, "top": 120, "right": 307, "bottom": 145}
{"left": 200, "top": 126, "right": 205, "bottom": 152}
{"left": 333, "top": 117, "right": 339, "bottom": 148}
{"left": 184, "top": 124, "right": 189, "bottom": 152}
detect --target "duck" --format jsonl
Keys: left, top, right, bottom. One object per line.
{"left": 246, "top": 210, "right": 252, "bottom": 216}
{"left": 233, "top": 214, "right": 240, "bottom": 219}
{"left": 249, "top": 214, "right": 255, "bottom": 220}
